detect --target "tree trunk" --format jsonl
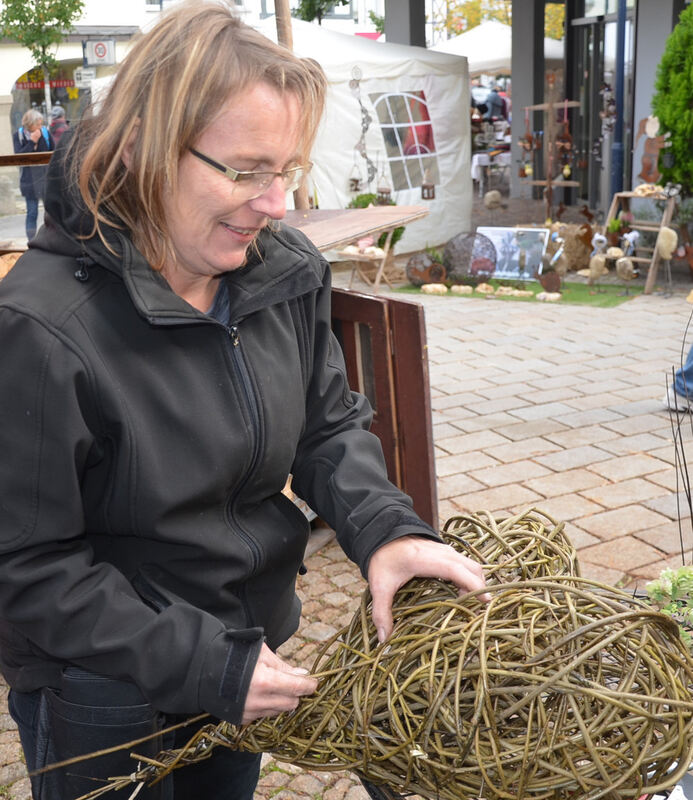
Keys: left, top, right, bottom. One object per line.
{"left": 43, "top": 64, "right": 52, "bottom": 118}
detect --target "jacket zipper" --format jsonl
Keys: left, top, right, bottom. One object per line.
{"left": 224, "top": 325, "right": 263, "bottom": 611}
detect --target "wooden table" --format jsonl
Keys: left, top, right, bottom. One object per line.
{"left": 285, "top": 205, "right": 429, "bottom": 292}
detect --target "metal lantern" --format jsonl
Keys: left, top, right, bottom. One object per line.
{"left": 421, "top": 168, "right": 435, "bottom": 200}
{"left": 376, "top": 169, "right": 392, "bottom": 205}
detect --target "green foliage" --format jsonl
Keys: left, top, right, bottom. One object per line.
{"left": 606, "top": 217, "right": 626, "bottom": 234}
{"left": 347, "top": 192, "right": 405, "bottom": 249}
{"left": 293, "top": 0, "right": 348, "bottom": 25}
{"left": 0, "top": 0, "right": 84, "bottom": 72}
{"left": 652, "top": 4, "right": 693, "bottom": 193}
{"left": 368, "top": 10, "right": 385, "bottom": 34}
{"left": 645, "top": 566, "right": 693, "bottom": 649}
{"left": 425, "top": 245, "right": 444, "bottom": 264}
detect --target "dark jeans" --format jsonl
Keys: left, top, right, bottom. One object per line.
{"left": 24, "top": 197, "right": 39, "bottom": 240}
{"left": 8, "top": 668, "right": 262, "bottom": 800}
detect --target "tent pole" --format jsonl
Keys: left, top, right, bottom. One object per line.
{"left": 274, "top": 0, "right": 310, "bottom": 210}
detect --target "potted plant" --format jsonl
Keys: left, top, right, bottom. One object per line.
{"left": 347, "top": 192, "right": 405, "bottom": 250}
{"left": 606, "top": 213, "right": 633, "bottom": 246}
{"left": 645, "top": 565, "right": 693, "bottom": 650}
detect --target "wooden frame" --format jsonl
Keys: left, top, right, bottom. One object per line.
{"left": 331, "top": 288, "right": 438, "bottom": 530}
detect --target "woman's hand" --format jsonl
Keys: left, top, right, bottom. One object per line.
{"left": 241, "top": 642, "right": 317, "bottom": 724}
{"left": 367, "top": 536, "right": 490, "bottom": 643}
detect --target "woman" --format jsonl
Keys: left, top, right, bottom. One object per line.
{"left": 12, "top": 108, "right": 54, "bottom": 241}
{"left": 0, "top": 3, "right": 487, "bottom": 798}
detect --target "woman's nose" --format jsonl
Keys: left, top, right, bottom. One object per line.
{"left": 248, "top": 175, "right": 287, "bottom": 221}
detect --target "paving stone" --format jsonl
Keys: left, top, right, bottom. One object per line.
{"left": 646, "top": 468, "right": 683, "bottom": 490}
{"left": 509, "top": 401, "right": 578, "bottom": 422}
{"left": 597, "top": 432, "right": 673, "bottom": 457}
{"left": 530, "top": 490, "right": 605, "bottom": 519}
{"left": 468, "top": 459, "right": 550, "bottom": 488}
{"left": 573, "top": 505, "right": 671, "bottom": 538}
{"left": 643, "top": 492, "right": 693, "bottom": 519}
{"left": 579, "top": 478, "right": 669, "bottom": 509}
{"left": 588, "top": 454, "right": 672, "bottom": 481}
{"left": 602, "top": 414, "right": 672, "bottom": 436}
{"left": 535, "top": 445, "right": 613, "bottom": 472}
{"left": 633, "top": 519, "right": 693, "bottom": 556}
{"left": 492, "top": 419, "right": 570, "bottom": 443}
{"left": 553, "top": 407, "right": 626, "bottom": 428}
{"left": 435, "top": 429, "right": 511, "bottom": 456}
{"left": 300, "top": 621, "right": 339, "bottom": 642}
{"left": 577, "top": 560, "right": 630, "bottom": 586}
{"left": 557, "top": 392, "right": 623, "bottom": 411}
{"left": 484, "top": 436, "right": 562, "bottom": 464}
{"left": 435, "top": 452, "right": 500, "bottom": 476}
{"left": 288, "top": 773, "right": 325, "bottom": 795}
{"left": 579, "top": 536, "right": 664, "bottom": 571}
{"left": 453, "top": 484, "right": 543, "bottom": 514}
{"left": 563, "top": 522, "right": 600, "bottom": 550}
{"left": 525, "top": 468, "right": 607, "bottom": 497}
{"left": 437, "top": 473, "right": 487, "bottom": 499}
{"left": 544, "top": 424, "right": 620, "bottom": 449}
{"left": 452, "top": 411, "right": 520, "bottom": 433}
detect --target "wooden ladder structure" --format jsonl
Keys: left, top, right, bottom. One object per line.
{"left": 602, "top": 191, "right": 677, "bottom": 294}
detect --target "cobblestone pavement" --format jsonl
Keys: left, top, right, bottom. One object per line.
{"left": 3, "top": 194, "right": 693, "bottom": 797}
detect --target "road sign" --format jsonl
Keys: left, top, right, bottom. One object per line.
{"left": 84, "top": 39, "right": 116, "bottom": 66}
{"left": 74, "top": 67, "right": 97, "bottom": 89}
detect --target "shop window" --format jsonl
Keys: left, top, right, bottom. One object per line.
{"left": 369, "top": 90, "right": 440, "bottom": 191}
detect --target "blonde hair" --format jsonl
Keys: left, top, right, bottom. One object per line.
{"left": 71, "top": 0, "right": 327, "bottom": 269}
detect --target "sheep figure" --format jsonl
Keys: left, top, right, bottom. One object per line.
{"left": 588, "top": 232, "right": 608, "bottom": 287}
{"left": 655, "top": 226, "right": 679, "bottom": 292}
{"left": 656, "top": 226, "right": 678, "bottom": 261}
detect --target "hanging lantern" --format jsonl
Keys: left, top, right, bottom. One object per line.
{"left": 348, "top": 155, "right": 363, "bottom": 193}
{"left": 525, "top": 163, "right": 533, "bottom": 177}
{"left": 562, "top": 164, "right": 572, "bottom": 179}
{"left": 376, "top": 168, "right": 392, "bottom": 205}
{"left": 421, "top": 168, "right": 435, "bottom": 200}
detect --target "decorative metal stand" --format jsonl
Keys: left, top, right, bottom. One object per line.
{"left": 519, "top": 73, "right": 580, "bottom": 220}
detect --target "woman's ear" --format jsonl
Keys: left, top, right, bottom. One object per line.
{"left": 121, "top": 120, "right": 140, "bottom": 170}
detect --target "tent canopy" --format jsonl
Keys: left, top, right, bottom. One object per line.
{"left": 254, "top": 17, "right": 472, "bottom": 253}
{"left": 431, "top": 20, "right": 564, "bottom": 77}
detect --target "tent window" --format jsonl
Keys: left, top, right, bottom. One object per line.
{"left": 369, "top": 91, "right": 440, "bottom": 191}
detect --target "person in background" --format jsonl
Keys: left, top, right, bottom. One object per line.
{"left": 483, "top": 85, "right": 506, "bottom": 121}
{"left": 664, "top": 343, "right": 693, "bottom": 411}
{"left": 49, "top": 105, "right": 69, "bottom": 145}
{"left": 11, "top": 108, "right": 54, "bottom": 241}
{"left": 0, "top": 3, "right": 488, "bottom": 798}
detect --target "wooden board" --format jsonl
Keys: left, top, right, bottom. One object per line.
{"left": 284, "top": 206, "right": 429, "bottom": 252}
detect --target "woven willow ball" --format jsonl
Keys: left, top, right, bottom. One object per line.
{"left": 233, "top": 577, "right": 693, "bottom": 800}
{"left": 442, "top": 508, "right": 581, "bottom": 583}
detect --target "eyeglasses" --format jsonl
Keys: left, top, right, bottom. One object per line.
{"left": 189, "top": 148, "right": 312, "bottom": 199}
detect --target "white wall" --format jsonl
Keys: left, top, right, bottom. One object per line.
{"left": 631, "top": 0, "right": 676, "bottom": 187}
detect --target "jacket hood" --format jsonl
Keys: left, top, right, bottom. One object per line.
{"left": 31, "top": 128, "right": 325, "bottom": 323}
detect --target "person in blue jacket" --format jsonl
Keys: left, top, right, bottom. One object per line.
{"left": 12, "top": 108, "right": 54, "bottom": 241}
{"left": 0, "top": 4, "right": 488, "bottom": 799}
{"left": 664, "top": 343, "right": 693, "bottom": 411}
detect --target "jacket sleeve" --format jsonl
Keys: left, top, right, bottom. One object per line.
{"left": 12, "top": 131, "right": 33, "bottom": 154}
{"left": 289, "top": 264, "right": 440, "bottom": 577}
{"left": 0, "top": 303, "right": 260, "bottom": 722}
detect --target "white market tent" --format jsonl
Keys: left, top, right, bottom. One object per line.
{"left": 432, "top": 20, "right": 564, "bottom": 77}
{"left": 255, "top": 18, "right": 472, "bottom": 253}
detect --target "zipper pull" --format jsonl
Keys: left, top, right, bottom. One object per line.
{"left": 229, "top": 326, "right": 240, "bottom": 347}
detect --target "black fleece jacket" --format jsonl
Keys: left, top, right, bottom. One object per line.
{"left": 0, "top": 137, "right": 437, "bottom": 723}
